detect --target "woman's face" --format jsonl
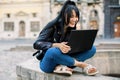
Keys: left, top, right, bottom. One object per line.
{"left": 68, "top": 10, "right": 78, "bottom": 27}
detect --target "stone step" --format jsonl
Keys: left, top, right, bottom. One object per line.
{"left": 16, "top": 58, "right": 120, "bottom": 80}
{"left": 96, "top": 43, "right": 120, "bottom": 49}
{"left": 8, "top": 45, "right": 35, "bottom": 51}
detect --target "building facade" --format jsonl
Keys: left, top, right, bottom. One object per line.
{"left": 51, "top": 0, "right": 104, "bottom": 38}
{"left": 0, "top": 0, "right": 104, "bottom": 39}
{"left": 104, "top": 0, "right": 120, "bottom": 38}
{"left": 0, "top": 0, "right": 51, "bottom": 39}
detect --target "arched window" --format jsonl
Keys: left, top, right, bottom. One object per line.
{"left": 19, "top": 21, "right": 25, "bottom": 37}
{"left": 89, "top": 10, "right": 99, "bottom": 29}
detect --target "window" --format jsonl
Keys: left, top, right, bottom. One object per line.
{"left": 6, "top": 13, "right": 10, "bottom": 18}
{"left": 94, "top": 0, "right": 100, "bottom": 2}
{"left": 4, "top": 22, "right": 14, "bottom": 31}
{"left": 89, "top": 10, "right": 99, "bottom": 29}
{"left": 119, "top": 0, "right": 120, "bottom": 5}
{"left": 110, "top": 0, "right": 119, "bottom": 5}
{"left": 77, "top": 0, "right": 81, "bottom": 1}
{"left": 30, "top": 21, "right": 40, "bottom": 32}
{"left": 32, "top": 13, "right": 37, "bottom": 17}
{"left": 55, "top": 0, "right": 77, "bottom": 2}
{"left": 77, "top": 0, "right": 81, "bottom": 4}
{"left": 55, "top": 0, "right": 64, "bottom": 2}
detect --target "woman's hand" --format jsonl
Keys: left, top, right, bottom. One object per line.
{"left": 52, "top": 42, "right": 71, "bottom": 54}
{"left": 59, "top": 42, "right": 71, "bottom": 53}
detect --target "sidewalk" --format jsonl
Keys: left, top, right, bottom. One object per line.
{"left": 0, "top": 39, "right": 35, "bottom": 80}
{"left": 0, "top": 38, "right": 120, "bottom": 45}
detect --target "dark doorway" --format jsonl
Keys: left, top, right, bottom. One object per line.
{"left": 19, "top": 21, "right": 25, "bottom": 37}
{"left": 114, "top": 21, "right": 120, "bottom": 37}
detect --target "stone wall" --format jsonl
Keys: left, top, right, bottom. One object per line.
{"left": 85, "top": 50, "right": 120, "bottom": 74}
{"left": 16, "top": 49, "right": 120, "bottom": 80}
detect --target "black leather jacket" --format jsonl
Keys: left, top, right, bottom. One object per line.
{"left": 33, "top": 0, "right": 77, "bottom": 59}
{"left": 33, "top": 19, "right": 64, "bottom": 51}
{"left": 33, "top": 19, "right": 75, "bottom": 59}
{"left": 33, "top": 19, "right": 64, "bottom": 60}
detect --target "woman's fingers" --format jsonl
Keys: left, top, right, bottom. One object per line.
{"left": 61, "top": 42, "right": 71, "bottom": 49}
{"left": 61, "top": 42, "right": 68, "bottom": 44}
{"left": 60, "top": 42, "right": 71, "bottom": 53}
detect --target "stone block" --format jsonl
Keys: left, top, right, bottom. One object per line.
{"left": 87, "top": 50, "right": 120, "bottom": 74}
{"left": 16, "top": 65, "right": 21, "bottom": 76}
{"left": 16, "top": 58, "right": 120, "bottom": 80}
{"left": 17, "top": 75, "right": 22, "bottom": 80}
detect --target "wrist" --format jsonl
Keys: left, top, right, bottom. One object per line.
{"left": 52, "top": 43, "right": 60, "bottom": 48}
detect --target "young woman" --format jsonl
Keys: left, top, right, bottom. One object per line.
{"left": 33, "top": 0, "right": 98, "bottom": 76}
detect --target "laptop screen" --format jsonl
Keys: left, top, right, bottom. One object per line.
{"left": 67, "top": 29, "right": 98, "bottom": 53}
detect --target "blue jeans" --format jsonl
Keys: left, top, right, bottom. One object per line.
{"left": 40, "top": 46, "right": 96, "bottom": 73}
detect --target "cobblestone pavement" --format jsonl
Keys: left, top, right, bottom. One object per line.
{"left": 0, "top": 39, "right": 35, "bottom": 80}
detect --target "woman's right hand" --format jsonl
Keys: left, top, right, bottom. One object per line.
{"left": 52, "top": 42, "right": 71, "bottom": 54}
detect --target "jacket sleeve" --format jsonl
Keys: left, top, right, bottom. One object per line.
{"left": 33, "top": 22, "right": 55, "bottom": 51}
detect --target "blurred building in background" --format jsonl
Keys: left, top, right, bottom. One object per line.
{"left": 0, "top": 0, "right": 50, "bottom": 39}
{"left": 104, "top": 0, "right": 120, "bottom": 38}
{"left": 50, "top": 0, "right": 104, "bottom": 38}
{"left": 0, "top": 0, "right": 119, "bottom": 39}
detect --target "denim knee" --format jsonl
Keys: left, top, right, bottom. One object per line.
{"left": 89, "top": 46, "right": 96, "bottom": 56}
{"left": 45, "top": 47, "right": 61, "bottom": 58}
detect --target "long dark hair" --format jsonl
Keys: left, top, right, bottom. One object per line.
{"left": 63, "top": 5, "right": 79, "bottom": 25}
{"left": 47, "top": 0, "right": 79, "bottom": 31}
{"left": 55, "top": 0, "right": 77, "bottom": 23}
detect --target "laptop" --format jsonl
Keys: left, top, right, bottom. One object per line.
{"left": 67, "top": 29, "right": 98, "bottom": 54}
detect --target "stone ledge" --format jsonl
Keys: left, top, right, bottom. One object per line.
{"left": 16, "top": 57, "right": 120, "bottom": 80}
{"left": 85, "top": 50, "right": 120, "bottom": 74}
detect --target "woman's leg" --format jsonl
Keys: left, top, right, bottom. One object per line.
{"left": 69, "top": 46, "right": 98, "bottom": 75}
{"left": 69, "top": 46, "right": 96, "bottom": 62}
{"left": 40, "top": 47, "right": 75, "bottom": 73}
{"left": 40, "top": 46, "right": 98, "bottom": 75}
